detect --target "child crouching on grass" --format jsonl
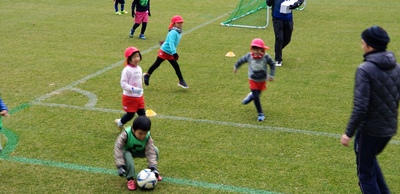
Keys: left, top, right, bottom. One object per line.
{"left": 234, "top": 38, "right": 276, "bottom": 121}
{"left": 114, "top": 116, "right": 162, "bottom": 191}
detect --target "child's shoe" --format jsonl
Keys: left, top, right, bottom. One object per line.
{"left": 139, "top": 34, "right": 146, "bottom": 40}
{"left": 129, "top": 29, "right": 135, "bottom": 38}
{"left": 114, "top": 119, "right": 124, "bottom": 131}
{"left": 127, "top": 179, "right": 136, "bottom": 191}
{"left": 115, "top": 11, "right": 121, "bottom": 15}
{"left": 241, "top": 92, "right": 253, "bottom": 105}
{"left": 178, "top": 81, "right": 189, "bottom": 89}
{"left": 120, "top": 10, "right": 128, "bottom": 14}
{"left": 157, "top": 175, "right": 163, "bottom": 181}
{"left": 257, "top": 113, "right": 265, "bottom": 121}
{"left": 143, "top": 73, "right": 150, "bottom": 86}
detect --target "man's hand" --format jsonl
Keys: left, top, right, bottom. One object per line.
{"left": 340, "top": 134, "right": 351, "bottom": 147}
{"left": 289, "top": 1, "right": 300, "bottom": 9}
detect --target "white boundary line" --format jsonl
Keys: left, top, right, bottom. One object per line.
{"left": 31, "top": 101, "right": 400, "bottom": 146}
{"left": 29, "top": 12, "right": 400, "bottom": 147}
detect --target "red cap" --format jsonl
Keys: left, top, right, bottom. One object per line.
{"left": 124, "top": 47, "right": 140, "bottom": 58}
{"left": 250, "top": 38, "right": 269, "bottom": 50}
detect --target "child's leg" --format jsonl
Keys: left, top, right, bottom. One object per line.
{"left": 123, "top": 151, "right": 136, "bottom": 180}
{"left": 120, "top": 0, "right": 126, "bottom": 11}
{"left": 137, "top": 109, "right": 145, "bottom": 116}
{"left": 140, "top": 22, "right": 147, "bottom": 35}
{"left": 147, "top": 57, "right": 165, "bottom": 75}
{"left": 167, "top": 60, "right": 184, "bottom": 82}
{"left": 132, "top": 23, "right": 140, "bottom": 31}
{"left": 129, "top": 23, "right": 140, "bottom": 37}
{"left": 251, "top": 90, "right": 263, "bottom": 113}
{"left": 120, "top": 112, "right": 135, "bottom": 125}
{"left": 114, "top": 1, "right": 119, "bottom": 12}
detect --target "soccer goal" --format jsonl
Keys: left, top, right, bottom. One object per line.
{"left": 221, "top": 0, "right": 306, "bottom": 29}
{"left": 221, "top": 0, "right": 270, "bottom": 29}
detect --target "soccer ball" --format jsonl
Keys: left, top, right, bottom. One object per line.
{"left": 136, "top": 169, "right": 158, "bottom": 189}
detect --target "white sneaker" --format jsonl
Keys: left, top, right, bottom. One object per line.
{"left": 241, "top": 92, "right": 253, "bottom": 105}
{"left": 275, "top": 61, "right": 282, "bottom": 67}
{"left": 114, "top": 119, "right": 124, "bottom": 131}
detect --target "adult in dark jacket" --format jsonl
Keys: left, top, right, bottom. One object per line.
{"left": 341, "top": 26, "right": 400, "bottom": 194}
{"left": 266, "top": 0, "right": 303, "bottom": 67}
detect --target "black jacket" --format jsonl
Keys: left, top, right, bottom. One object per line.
{"left": 346, "top": 51, "right": 400, "bottom": 138}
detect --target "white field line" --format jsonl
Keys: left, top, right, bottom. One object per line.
{"left": 31, "top": 101, "right": 400, "bottom": 146}
{"left": 29, "top": 11, "right": 400, "bottom": 147}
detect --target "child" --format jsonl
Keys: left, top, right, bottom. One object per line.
{"left": 129, "top": 0, "right": 151, "bottom": 39}
{"left": 143, "top": 15, "right": 189, "bottom": 89}
{"left": 114, "top": 116, "right": 162, "bottom": 191}
{"left": 114, "top": 46, "right": 146, "bottom": 131}
{"left": 114, "top": 0, "right": 128, "bottom": 15}
{"left": 234, "top": 38, "right": 276, "bottom": 121}
{"left": 0, "top": 97, "right": 9, "bottom": 152}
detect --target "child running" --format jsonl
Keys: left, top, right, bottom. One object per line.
{"left": 114, "top": 0, "right": 128, "bottom": 15}
{"left": 114, "top": 46, "right": 146, "bottom": 131}
{"left": 143, "top": 15, "right": 189, "bottom": 89}
{"left": 129, "top": 0, "right": 151, "bottom": 39}
{"left": 234, "top": 38, "right": 276, "bottom": 121}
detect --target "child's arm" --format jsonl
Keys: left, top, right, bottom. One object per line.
{"left": 131, "top": 0, "right": 137, "bottom": 17}
{"left": 233, "top": 54, "right": 250, "bottom": 73}
{"left": 148, "top": 0, "right": 151, "bottom": 16}
{"left": 114, "top": 132, "right": 128, "bottom": 168}
{"left": 145, "top": 137, "right": 158, "bottom": 168}
{"left": 265, "top": 55, "right": 276, "bottom": 80}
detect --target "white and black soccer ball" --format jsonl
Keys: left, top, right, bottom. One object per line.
{"left": 136, "top": 169, "right": 158, "bottom": 189}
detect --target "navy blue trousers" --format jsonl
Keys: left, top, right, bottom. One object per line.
{"left": 354, "top": 131, "right": 392, "bottom": 194}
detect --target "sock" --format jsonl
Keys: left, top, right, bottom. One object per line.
{"left": 118, "top": 120, "right": 123, "bottom": 127}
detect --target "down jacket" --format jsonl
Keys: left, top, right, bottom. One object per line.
{"left": 346, "top": 51, "right": 400, "bottom": 138}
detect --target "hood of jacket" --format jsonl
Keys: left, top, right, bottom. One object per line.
{"left": 364, "top": 51, "right": 397, "bottom": 70}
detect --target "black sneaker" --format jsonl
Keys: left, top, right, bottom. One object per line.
{"left": 178, "top": 81, "right": 189, "bottom": 89}
{"left": 143, "top": 73, "right": 150, "bottom": 86}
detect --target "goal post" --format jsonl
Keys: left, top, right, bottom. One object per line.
{"left": 221, "top": 0, "right": 270, "bottom": 29}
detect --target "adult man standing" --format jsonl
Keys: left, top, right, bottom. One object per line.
{"left": 341, "top": 26, "right": 400, "bottom": 194}
{"left": 266, "top": 0, "right": 304, "bottom": 66}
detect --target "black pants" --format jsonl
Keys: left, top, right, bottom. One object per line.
{"left": 354, "top": 131, "right": 391, "bottom": 194}
{"left": 272, "top": 19, "right": 293, "bottom": 62}
{"left": 147, "top": 57, "right": 184, "bottom": 82}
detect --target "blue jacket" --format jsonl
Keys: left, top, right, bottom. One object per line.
{"left": 0, "top": 98, "right": 7, "bottom": 112}
{"left": 0, "top": 98, "right": 8, "bottom": 129}
{"left": 266, "top": 0, "right": 304, "bottom": 21}
{"left": 160, "top": 28, "right": 182, "bottom": 55}
{"left": 346, "top": 51, "right": 400, "bottom": 138}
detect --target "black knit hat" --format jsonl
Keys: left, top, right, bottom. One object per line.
{"left": 361, "top": 26, "right": 390, "bottom": 51}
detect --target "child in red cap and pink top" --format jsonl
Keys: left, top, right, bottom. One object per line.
{"left": 114, "top": 47, "right": 146, "bottom": 131}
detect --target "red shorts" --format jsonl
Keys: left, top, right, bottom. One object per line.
{"left": 134, "top": 11, "right": 149, "bottom": 24}
{"left": 249, "top": 80, "right": 267, "bottom": 91}
{"left": 157, "top": 49, "right": 175, "bottom": 60}
{"left": 122, "top": 95, "right": 145, "bottom": 112}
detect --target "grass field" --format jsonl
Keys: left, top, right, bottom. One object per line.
{"left": 1, "top": 0, "right": 400, "bottom": 193}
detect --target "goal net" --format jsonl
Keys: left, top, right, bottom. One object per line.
{"left": 221, "top": 0, "right": 270, "bottom": 29}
